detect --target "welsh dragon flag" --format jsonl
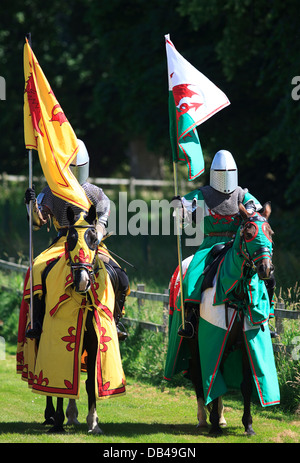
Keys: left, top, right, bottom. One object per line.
{"left": 165, "top": 34, "right": 230, "bottom": 181}
{"left": 23, "top": 37, "right": 91, "bottom": 211}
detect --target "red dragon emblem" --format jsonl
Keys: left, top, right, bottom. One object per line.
{"left": 172, "top": 83, "right": 203, "bottom": 117}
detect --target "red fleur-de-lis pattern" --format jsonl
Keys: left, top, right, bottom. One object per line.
{"left": 99, "top": 326, "right": 111, "bottom": 352}
{"left": 61, "top": 326, "right": 76, "bottom": 351}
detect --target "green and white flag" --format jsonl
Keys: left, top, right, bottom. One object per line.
{"left": 165, "top": 34, "right": 230, "bottom": 181}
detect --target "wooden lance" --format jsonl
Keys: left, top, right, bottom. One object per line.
{"left": 26, "top": 32, "right": 34, "bottom": 329}
{"left": 173, "top": 161, "right": 185, "bottom": 329}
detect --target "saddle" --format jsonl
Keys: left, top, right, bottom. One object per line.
{"left": 201, "top": 242, "right": 233, "bottom": 293}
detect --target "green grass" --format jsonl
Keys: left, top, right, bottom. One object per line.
{"left": 0, "top": 353, "right": 299, "bottom": 444}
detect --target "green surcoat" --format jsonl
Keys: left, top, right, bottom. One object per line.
{"left": 182, "top": 187, "right": 261, "bottom": 305}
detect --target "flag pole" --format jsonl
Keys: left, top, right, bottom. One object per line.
{"left": 28, "top": 148, "right": 34, "bottom": 328}
{"left": 26, "top": 32, "right": 34, "bottom": 329}
{"left": 173, "top": 161, "right": 185, "bottom": 329}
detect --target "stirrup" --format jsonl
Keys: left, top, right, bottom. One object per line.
{"left": 117, "top": 322, "right": 128, "bottom": 341}
{"left": 178, "top": 321, "right": 195, "bottom": 339}
{"left": 25, "top": 321, "right": 42, "bottom": 339}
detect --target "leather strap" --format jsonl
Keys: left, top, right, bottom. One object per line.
{"left": 206, "top": 231, "right": 236, "bottom": 238}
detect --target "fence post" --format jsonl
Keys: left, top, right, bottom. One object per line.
{"left": 276, "top": 316, "right": 284, "bottom": 337}
{"left": 137, "top": 283, "right": 145, "bottom": 318}
{"left": 129, "top": 177, "right": 136, "bottom": 198}
{"left": 275, "top": 302, "right": 285, "bottom": 336}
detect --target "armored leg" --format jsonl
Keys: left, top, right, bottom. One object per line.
{"left": 107, "top": 259, "right": 129, "bottom": 341}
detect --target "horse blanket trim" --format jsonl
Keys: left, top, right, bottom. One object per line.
{"left": 93, "top": 310, "right": 126, "bottom": 399}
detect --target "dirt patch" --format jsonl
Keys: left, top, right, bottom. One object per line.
{"left": 271, "top": 430, "right": 299, "bottom": 443}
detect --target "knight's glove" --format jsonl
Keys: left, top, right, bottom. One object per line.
{"left": 171, "top": 195, "right": 182, "bottom": 209}
{"left": 24, "top": 186, "right": 45, "bottom": 229}
{"left": 24, "top": 185, "right": 36, "bottom": 204}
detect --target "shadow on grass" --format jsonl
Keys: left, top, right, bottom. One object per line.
{"left": 0, "top": 420, "right": 241, "bottom": 439}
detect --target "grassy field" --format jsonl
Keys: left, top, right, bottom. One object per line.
{"left": 0, "top": 352, "right": 299, "bottom": 444}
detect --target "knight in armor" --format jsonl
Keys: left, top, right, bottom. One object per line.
{"left": 176, "top": 149, "right": 276, "bottom": 338}
{"left": 24, "top": 140, "right": 129, "bottom": 340}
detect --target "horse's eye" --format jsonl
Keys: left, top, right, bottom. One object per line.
{"left": 68, "top": 228, "right": 78, "bottom": 251}
{"left": 85, "top": 228, "right": 98, "bottom": 250}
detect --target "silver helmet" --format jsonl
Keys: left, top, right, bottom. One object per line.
{"left": 210, "top": 150, "right": 238, "bottom": 194}
{"left": 70, "top": 139, "right": 90, "bottom": 184}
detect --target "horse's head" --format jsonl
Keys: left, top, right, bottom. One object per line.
{"left": 66, "top": 205, "right": 99, "bottom": 293}
{"left": 238, "top": 202, "right": 274, "bottom": 280}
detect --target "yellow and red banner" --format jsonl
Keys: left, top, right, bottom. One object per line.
{"left": 23, "top": 38, "right": 91, "bottom": 211}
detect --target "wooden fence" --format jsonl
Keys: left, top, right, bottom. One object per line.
{"left": 0, "top": 259, "right": 299, "bottom": 354}
{"left": 0, "top": 173, "right": 194, "bottom": 197}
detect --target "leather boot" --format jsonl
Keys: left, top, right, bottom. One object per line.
{"left": 25, "top": 295, "right": 44, "bottom": 339}
{"left": 114, "top": 287, "right": 129, "bottom": 341}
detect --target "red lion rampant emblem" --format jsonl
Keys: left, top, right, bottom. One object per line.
{"left": 24, "top": 73, "right": 44, "bottom": 137}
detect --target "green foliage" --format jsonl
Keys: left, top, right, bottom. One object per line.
{"left": 178, "top": 0, "right": 300, "bottom": 205}
{"left": 120, "top": 326, "right": 167, "bottom": 385}
{"left": 275, "top": 355, "right": 300, "bottom": 414}
{"left": 1, "top": 0, "right": 300, "bottom": 208}
{"left": 0, "top": 288, "right": 22, "bottom": 344}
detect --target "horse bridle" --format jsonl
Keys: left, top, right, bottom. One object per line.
{"left": 239, "top": 215, "right": 273, "bottom": 272}
{"left": 66, "top": 223, "right": 99, "bottom": 279}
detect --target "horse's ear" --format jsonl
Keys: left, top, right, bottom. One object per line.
{"left": 260, "top": 202, "right": 271, "bottom": 220}
{"left": 67, "top": 206, "right": 75, "bottom": 225}
{"left": 238, "top": 202, "right": 250, "bottom": 221}
{"left": 85, "top": 204, "right": 97, "bottom": 225}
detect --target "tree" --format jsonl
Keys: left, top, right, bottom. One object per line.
{"left": 0, "top": 0, "right": 299, "bottom": 208}
{"left": 177, "top": 0, "right": 300, "bottom": 206}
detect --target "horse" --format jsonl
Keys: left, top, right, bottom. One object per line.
{"left": 167, "top": 202, "right": 280, "bottom": 436}
{"left": 42, "top": 246, "right": 127, "bottom": 431}
{"left": 28, "top": 204, "right": 126, "bottom": 434}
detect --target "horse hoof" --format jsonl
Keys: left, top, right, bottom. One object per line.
{"left": 48, "top": 425, "right": 65, "bottom": 434}
{"left": 196, "top": 420, "right": 208, "bottom": 428}
{"left": 88, "top": 424, "right": 103, "bottom": 435}
{"left": 245, "top": 427, "right": 256, "bottom": 436}
{"left": 209, "top": 426, "right": 223, "bottom": 436}
{"left": 66, "top": 418, "right": 80, "bottom": 425}
{"left": 42, "top": 417, "right": 55, "bottom": 426}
